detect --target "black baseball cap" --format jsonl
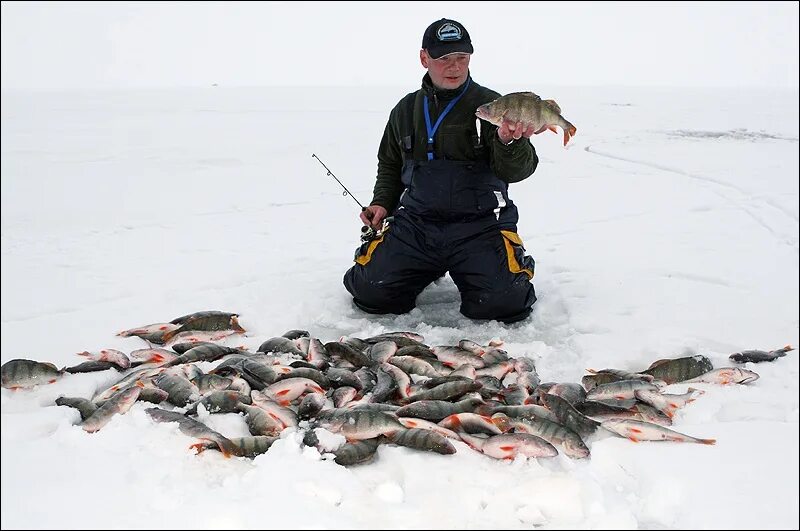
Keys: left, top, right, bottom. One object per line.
{"left": 421, "top": 18, "right": 473, "bottom": 59}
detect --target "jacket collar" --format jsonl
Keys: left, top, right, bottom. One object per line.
{"left": 422, "top": 72, "right": 472, "bottom": 101}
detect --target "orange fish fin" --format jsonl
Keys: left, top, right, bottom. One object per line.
{"left": 189, "top": 442, "right": 208, "bottom": 454}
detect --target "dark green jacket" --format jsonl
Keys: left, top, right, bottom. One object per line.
{"left": 370, "top": 73, "right": 539, "bottom": 211}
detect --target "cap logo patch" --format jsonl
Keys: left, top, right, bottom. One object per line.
{"left": 437, "top": 23, "right": 462, "bottom": 42}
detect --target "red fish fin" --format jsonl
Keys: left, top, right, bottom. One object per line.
{"left": 189, "top": 443, "right": 208, "bottom": 454}
{"left": 443, "top": 415, "right": 461, "bottom": 429}
{"left": 563, "top": 125, "right": 576, "bottom": 146}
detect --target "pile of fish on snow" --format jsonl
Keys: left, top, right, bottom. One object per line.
{"left": 1, "top": 310, "right": 793, "bottom": 465}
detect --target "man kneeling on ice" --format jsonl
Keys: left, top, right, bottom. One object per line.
{"left": 343, "top": 18, "right": 543, "bottom": 323}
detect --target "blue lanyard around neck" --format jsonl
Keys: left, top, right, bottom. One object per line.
{"left": 423, "top": 78, "right": 471, "bottom": 161}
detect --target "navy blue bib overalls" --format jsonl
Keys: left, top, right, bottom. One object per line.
{"left": 343, "top": 154, "right": 537, "bottom": 324}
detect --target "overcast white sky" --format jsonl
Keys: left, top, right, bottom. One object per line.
{"left": 1, "top": 1, "right": 798, "bottom": 90}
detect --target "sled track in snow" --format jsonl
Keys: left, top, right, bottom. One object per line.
{"left": 583, "top": 143, "right": 798, "bottom": 249}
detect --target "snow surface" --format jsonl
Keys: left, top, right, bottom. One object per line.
{"left": 1, "top": 84, "right": 798, "bottom": 529}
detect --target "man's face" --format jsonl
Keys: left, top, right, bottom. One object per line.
{"left": 420, "top": 50, "right": 471, "bottom": 90}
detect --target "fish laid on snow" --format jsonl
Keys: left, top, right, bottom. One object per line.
{"left": 163, "top": 311, "right": 246, "bottom": 342}
{"left": 313, "top": 409, "right": 405, "bottom": 441}
{"left": 492, "top": 413, "right": 590, "bottom": 459}
{"left": 641, "top": 354, "right": 714, "bottom": 385}
{"left": 10, "top": 317, "right": 766, "bottom": 468}
{"left": 541, "top": 393, "right": 600, "bottom": 438}
{"left": 475, "top": 92, "right": 577, "bottom": 146}
{"left": 333, "top": 438, "right": 382, "bottom": 466}
{"left": 729, "top": 345, "right": 793, "bottom": 364}
{"left": 633, "top": 388, "right": 702, "bottom": 419}
{"left": 384, "top": 428, "right": 456, "bottom": 455}
{"left": 64, "top": 360, "right": 124, "bottom": 374}
{"left": 117, "top": 323, "right": 180, "bottom": 344}
{"left": 459, "top": 432, "right": 559, "bottom": 460}
{"left": 601, "top": 418, "right": 716, "bottom": 445}
{"left": 684, "top": 367, "right": 759, "bottom": 385}
{"left": 77, "top": 348, "right": 130, "bottom": 369}
{"left": 192, "top": 436, "right": 277, "bottom": 458}
{"left": 81, "top": 385, "right": 142, "bottom": 433}
{"left": 585, "top": 379, "right": 660, "bottom": 401}
{"left": 55, "top": 396, "right": 98, "bottom": 421}
{"left": 146, "top": 407, "right": 243, "bottom": 457}
{"left": 396, "top": 396, "right": 484, "bottom": 422}
{"left": 1, "top": 359, "right": 63, "bottom": 389}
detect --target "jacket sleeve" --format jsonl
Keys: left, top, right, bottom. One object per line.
{"left": 486, "top": 123, "right": 539, "bottom": 184}
{"left": 370, "top": 106, "right": 405, "bottom": 212}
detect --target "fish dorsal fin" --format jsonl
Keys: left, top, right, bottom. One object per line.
{"left": 646, "top": 358, "right": 670, "bottom": 370}
{"left": 505, "top": 91, "right": 541, "bottom": 101}
{"left": 543, "top": 99, "right": 561, "bottom": 114}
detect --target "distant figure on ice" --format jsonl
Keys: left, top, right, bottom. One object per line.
{"left": 343, "top": 18, "right": 543, "bottom": 324}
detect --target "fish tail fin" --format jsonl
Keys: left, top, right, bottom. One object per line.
{"left": 231, "top": 316, "right": 246, "bottom": 333}
{"left": 564, "top": 124, "right": 577, "bottom": 146}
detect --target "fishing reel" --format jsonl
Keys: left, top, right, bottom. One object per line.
{"left": 360, "top": 216, "right": 393, "bottom": 243}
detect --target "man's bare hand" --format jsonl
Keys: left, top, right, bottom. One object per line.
{"left": 497, "top": 120, "right": 539, "bottom": 145}
{"left": 360, "top": 205, "right": 388, "bottom": 230}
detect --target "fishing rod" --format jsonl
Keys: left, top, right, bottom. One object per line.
{"left": 311, "top": 153, "right": 366, "bottom": 211}
{"left": 311, "top": 153, "right": 389, "bottom": 243}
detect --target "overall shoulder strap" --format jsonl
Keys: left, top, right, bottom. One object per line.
{"left": 398, "top": 91, "right": 422, "bottom": 161}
